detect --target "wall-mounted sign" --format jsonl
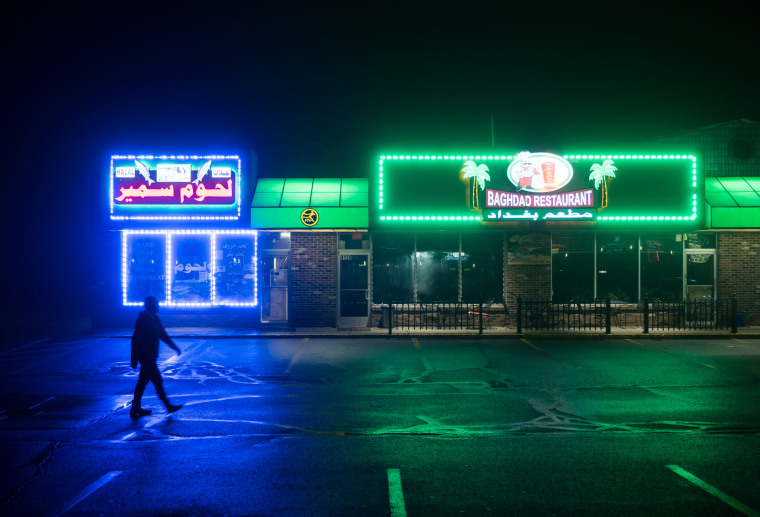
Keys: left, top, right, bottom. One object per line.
{"left": 376, "top": 152, "right": 698, "bottom": 227}
{"left": 250, "top": 178, "right": 368, "bottom": 230}
{"left": 110, "top": 155, "right": 241, "bottom": 220}
{"left": 300, "top": 208, "right": 319, "bottom": 226}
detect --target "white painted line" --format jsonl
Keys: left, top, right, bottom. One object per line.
{"left": 51, "top": 470, "right": 123, "bottom": 517}
{"left": 0, "top": 338, "right": 50, "bottom": 356}
{"left": 411, "top": 338, "right": 433, "bottom": 373}
{"left": 285, "top": 338, "right": 309, "bottom": 374}
{"left": 118, "top": 431, "right": 138, "bottom": 442}
{"left": 666, "top": 464, "right": 760, "bottom": 517}
{"left": 28, "top": 396, "right": 56, "bottom": 411}
{"left": 387, "top": 468, "right": 407, "bottom": 517}
{"left": 521, "top": 338, "right": 577, "bottom": 368}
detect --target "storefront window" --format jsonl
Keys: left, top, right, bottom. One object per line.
{"left": 125, "top": 234, "right": 166, "bottom": 305}
{"left": 339, "top": 232, "right": 369, "bottom": 250}
{"left": 641, "top": 233, "right": 683, "bottom": 300}
{"left": 416, "top": 233, "right": 459, "bottom": 301}
{"left": 597, "top": 232, "right": 638, "bottom": 302}
{"left": 552, "top": 233, "right": 594, "bottom": 302}
{"left": 685, "top": 232, "right": 716, "bottom": 250}
{"left": 171, "top": 233, "right": 212, "bottom": 305}
{"left": 462, "top": 233, "right": 503, "bottom": 302}
{"left": 215, "top": 234, "right": 257, "bottom": 305}
{"left": 372, "top": 233, "right": 414, "bottom": 302}
{"left": 258, "top": 231, "right": 291, "bottom": 251}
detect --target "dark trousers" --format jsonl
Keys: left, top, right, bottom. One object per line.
{"left": 133, "top": 361, "right": 169, "bottom": 406}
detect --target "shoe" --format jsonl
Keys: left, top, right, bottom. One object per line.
{"left": 130, "top": 407, "right": 152, "bottom": 419}
{"left": 166, "top": 403, "right": 183, "bottom": 414}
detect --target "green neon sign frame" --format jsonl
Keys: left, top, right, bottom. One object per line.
{"left": 376, "top": 153, "right": 699, "bottom": 226}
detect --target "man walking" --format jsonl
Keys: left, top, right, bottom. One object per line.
{"left": 130, "top": 296, "right": 183, "bottom": 418}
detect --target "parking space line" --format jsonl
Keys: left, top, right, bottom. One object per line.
{"left": 51, "top": 470, "right": 122, "bottom": 517}
{"left": 411, "top": 338, "right": 433, "bottom": 373}
{"left": 28, "top": 396, "right": 56, "bottom": 411}
{"left": 628, "top": 339, "right": 718, "bottom": 369}
{"left": 666, "top": 464, "right": 759, "bottom": 517}
{"left": 0, "top": 338, "right": 50, "bottom": 356}
{"left": 387, "top": 468, "right": 407, "bottom": 517}
{"left": 521, "top": 339, "right": 577, "bottom": 368}
{"left": 284, "top": 338, "right": 309, "bottom": 374}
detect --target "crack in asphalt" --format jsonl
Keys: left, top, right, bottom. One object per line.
{"left": 0, "top": 441, "right": 60, "bottom": 510}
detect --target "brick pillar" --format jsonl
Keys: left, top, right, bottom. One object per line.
{"left": 290, "top": 232, "right": 338, "bottom": 327}
{"left": 505, "top": 233, "right": 552, "bottom": 315}
{"left": 717, "top": 232, "right": 760, "bottom": 325}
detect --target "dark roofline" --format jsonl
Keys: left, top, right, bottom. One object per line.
{"left": 649, "top": 118, "right": 760, "bottom": 142}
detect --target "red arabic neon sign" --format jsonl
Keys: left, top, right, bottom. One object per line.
{"left": 110, "top": 155, "right": 241, "bottom": 220}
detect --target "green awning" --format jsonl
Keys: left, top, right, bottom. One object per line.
{"left": 252, "top": 177, "right": 368, "bottom": 229}
{"left": 706, "top": 177, "right": 760, "bottom": 228}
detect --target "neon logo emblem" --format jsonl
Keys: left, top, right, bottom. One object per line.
{"left": 109, "top": 155, "right": 241, "bottom": 221}
{"left": 301, "top": 208, "right": 318, "bottom": 226}
{"left": 507, "top": 152, "right": 573, "bottom": 193}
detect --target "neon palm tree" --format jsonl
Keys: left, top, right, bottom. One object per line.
{"left": 461, "top": 160, "right": 490, "bottom": 209}
{"left": 589, "top": 159, "right": 617, "bottom": 208}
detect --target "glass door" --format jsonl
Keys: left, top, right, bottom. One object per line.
{"left": 260, "top": 254, "right": 289, "bottom": 323}
{"left": 338, "top": 252, "right": 370, "bottom": 327}
{"left": 685, "top": 251, "right": 715, "bottom": 325}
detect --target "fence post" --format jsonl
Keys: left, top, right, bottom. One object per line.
{"left": 479, "top": 300, "right": 483, "bottom": 334}
{"left": 517, "top": 296, "right": 522, "bottom": 334}
{"left": 388, "top": 296, "right": 393, "bottom": 335}
{"left": 731, "top": 297, "right": 738, "bottom": 334}
{"left": 643, "top": 298, "right": 649, "bottom": 334}
{"left": 605, "top": 298, "right": 611, "bottom": 334}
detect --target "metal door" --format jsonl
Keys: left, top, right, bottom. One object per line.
{"left": 260, "top": 254, "right": 289, "bottom": 323}
{"left": 338, "top": 252, "right": 370, "bottom": 327}
{"left": 685, "top": 251, "right": 715, "bottom": 325}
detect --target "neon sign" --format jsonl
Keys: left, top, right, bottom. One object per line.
{"left": 376, "top": 153, "right": 699, "bottom": 226}
{"left": 506, "top": 152, "right": 574, "bottom": 192}
{"left": 110, "top": 155, "right": 241, "bottom": 220}
{"left": 121, "top": 229, "right": 258, "bottom": 307}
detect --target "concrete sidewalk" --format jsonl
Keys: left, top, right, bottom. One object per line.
{"left": 95, "top": 325, "right": 760, "bottom": 340}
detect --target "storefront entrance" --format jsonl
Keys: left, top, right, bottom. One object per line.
{"left": 258, "top": 232, "right": 292, "bottom": 325}
{"left": 685, "top": 250, "right": 715, "bottom": 301}
{"left": 685, "top": 249, "right": 716, "bottom": 324}
{"left": 338, "top": 251, "right": 370, "bottom": 327}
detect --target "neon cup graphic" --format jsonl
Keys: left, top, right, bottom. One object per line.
{"left": 541, "top": 161, "right": 555, "bottom": 186}
{"left": 507, "top": 152, "right": 573, "bottom": 193}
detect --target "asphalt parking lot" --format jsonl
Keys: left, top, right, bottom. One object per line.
{"left": 1, "top": 332, "right": 759, "bottom": 516}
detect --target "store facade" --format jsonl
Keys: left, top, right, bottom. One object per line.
{"left": 247, "top": 120, "right": 759, "bottom": 328}
{"left": 106, "top": 121, "right": 758, "bottom": 329}
{"left": 371, "top": 151, "right": 704, "bottom": 313}
{"left": 109, "top": 155, "right": 258, "bottom": 325}
{"left": 250, "top": 177, "right": 369, "bottom": 328}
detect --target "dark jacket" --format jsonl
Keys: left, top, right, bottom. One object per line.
{"left": 131, "top": 310, "right": 174, "bottom": 368}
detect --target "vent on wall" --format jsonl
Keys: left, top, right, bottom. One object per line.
{"left": 728, "top": 136, "right": 756, "bottom": 161}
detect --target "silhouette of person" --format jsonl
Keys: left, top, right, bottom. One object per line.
{"left": 130, "top": 296, "right": 183, "bottom": 418}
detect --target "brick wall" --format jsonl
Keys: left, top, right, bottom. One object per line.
{"left": 290, "top": 232, "right": 337, "bottom": 327}
{"left": 506, "top": 264, "right": 552, "bottom": 301}
{"left": 504, "top": 234, "right": 552, "bottom": 314}
{"left": 717, "top": 232, "right": 760, "bottom": 325}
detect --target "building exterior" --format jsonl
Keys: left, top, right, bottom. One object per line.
{"left": 107, "top": 154, "right": 258, "bottom": 326}
{"left": 105, "top": 120, "right": 759, "bottom": 329}
{"left": 651, "top": 119, "right": 760, "bottom": 326}
{"left": 247, "top": 120, "right": 759, "bottom": 329}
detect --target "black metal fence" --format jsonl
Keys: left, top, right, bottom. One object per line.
{"left": 645, "top": 298, "right": 736, "bottom": 332}
{"left": 381, "top": 297, "right": 738, "bottom": 334}
{"left": 381, "top": 299, "right": 509, "bottom": 334}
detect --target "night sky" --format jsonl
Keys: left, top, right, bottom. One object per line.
{"left": 3, "top": 3, "right": 758, "bottom": 325}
